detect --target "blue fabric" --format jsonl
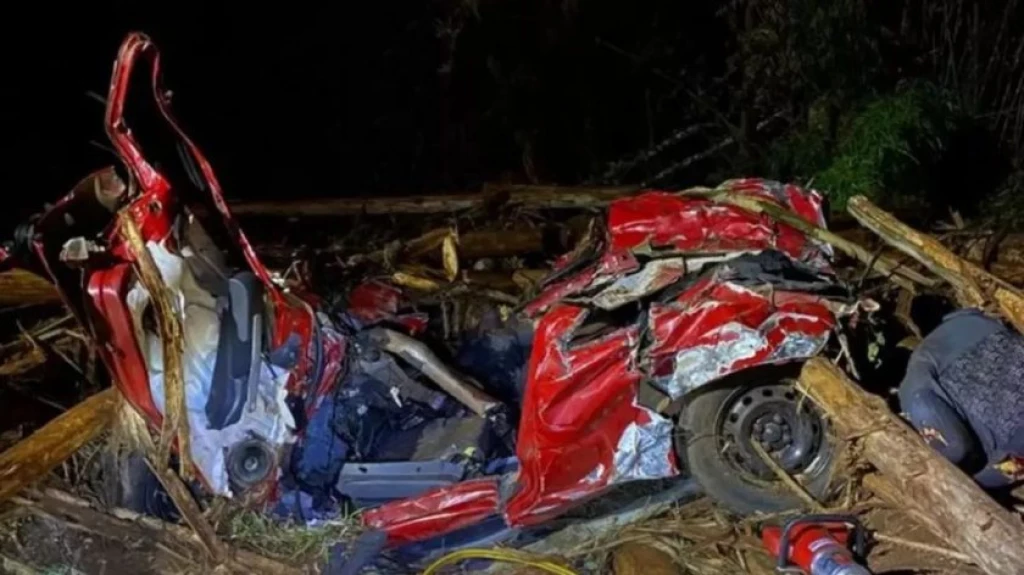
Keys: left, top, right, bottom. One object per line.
{"left": 900, "top": 384, "right": 981, "bottom": 470}
{"left": 290, "top": 392, "right": 349, "bottom": 494}
{"left": 270, "top": 488, "right": 342, "bottom": 523}
{"left": 455, "top": 328, "right": 532, "bottom": 406}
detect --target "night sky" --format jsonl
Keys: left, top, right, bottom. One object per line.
{"left": 8, "top": 3, "right": 731, "bottom": 233}
{"left": 13, "top": 6, "right": 411, "bottom": 214}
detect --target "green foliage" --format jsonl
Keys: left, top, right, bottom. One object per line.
{"left": 766, "top": 103, "right": 833, "bottom": 182}
{"left": 814, "top": 84, "right": 959, "bottom": 210}
{"left": 768, "top": 84, "right": 963, "bottom": 211}
{"left": 730, "top": 0, "right": 880, "bottom": 118}
{"left": 226, "top": 509, "right": 363, "bottom": 563}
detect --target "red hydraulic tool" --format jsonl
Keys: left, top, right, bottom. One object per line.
{"left": 761, "top": 515, "right": 872, "bottom": 575}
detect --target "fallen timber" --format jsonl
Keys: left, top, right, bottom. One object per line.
{"left": 797, "top": 359, "right": 1024, "bottom": 575}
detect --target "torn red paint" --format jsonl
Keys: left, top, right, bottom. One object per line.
{"left": 505, "top": 304, "right": 671, "bottom": 526}
{"left": 347, "top": 280, "right": 428, "bottom": 334}
{"left": 363, "top": 477, "right": 501, "bottom": 545}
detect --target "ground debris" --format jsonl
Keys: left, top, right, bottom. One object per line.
{"left": 3, "top": 181, "right": 1024, "bottom": 575}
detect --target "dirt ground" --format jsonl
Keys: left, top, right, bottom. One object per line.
{"left": 591, "top": 497, "right": 982, "bottom": 575}
{"left": 0, "top": 511, "right": 170, "bottom": 575}
{"left": 0, "top": 489, "right": 993, "bottom": 575}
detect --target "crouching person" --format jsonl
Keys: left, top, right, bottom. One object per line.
{"left": 898, "top": 308, "right": 1024, "bottom": 489}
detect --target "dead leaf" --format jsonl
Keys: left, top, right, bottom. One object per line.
{"left": 611, "top": 541, "right": 677, "bottom": 575}
{"left": 442, "top": 231, "right": 460, "bottom": 281}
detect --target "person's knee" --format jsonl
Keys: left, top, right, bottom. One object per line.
{"left": 902, "top": 390, "right": 975, "bottom": 467}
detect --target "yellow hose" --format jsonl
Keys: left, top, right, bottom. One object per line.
{"left": 421, "top": 548, "right": 578, "bottom": 575}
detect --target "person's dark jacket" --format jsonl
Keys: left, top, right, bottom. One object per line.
{"left": 898, "top": 309, "right": 1024, "bottom": 488}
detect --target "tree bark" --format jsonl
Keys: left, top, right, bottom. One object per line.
{"left": 227, "top": 183, "right": 638, "bottom": 217}
{"left": 797, "top": 358, "right": 1024, "bottom": 575}
{"left": 0, "top": 388, "right": 117, "bottom": 504}
{"left": 847, "top": 195, "right": 1024, "bottom": 333}
{"left": 457, "top": 228, "right": 548, "bottom": 259}
{"left": 118, "top": 214, "right": 193, "bottom": 478}
{"left": 0, "top": 270, "right": 60, "bottom": 307}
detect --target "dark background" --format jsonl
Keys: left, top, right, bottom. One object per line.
{"left": 10, "top": 4, "right": 718, "bottom": 209}
{"left": 6, "top": 2, "right": 1023, "bottom": 232}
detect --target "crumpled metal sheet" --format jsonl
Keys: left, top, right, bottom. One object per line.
{"left": 346, "top": 280, "right": 429, "bottom": 334}
{"left": 588, "top": 258, "right": 687, "bottom": 310}
{"left": 663, "top": 314, "right": 830, "bottom": 399}
{"left": 526, "top": 179, "right": 834, "bottom": 315}
{"left": 606, "top": 183, "right": 832, "bottom": 271}
{"left": 362, "top": 477, "right": 501, "bottom": 545}
{"left": 648, "top": 276, "right": 835, "bottom": 399}
{"left": 610, "top": 407, "right": 676, "bottom": 483}
{"left": 504, "top": 304, "right": 659, "bottom": 526}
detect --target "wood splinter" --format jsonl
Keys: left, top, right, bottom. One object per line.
{"left": 118, "top": 213, "right": 193, "bottom": 478}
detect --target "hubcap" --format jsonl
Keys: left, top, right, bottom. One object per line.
{"left": 718, "top": 383, "right": 827, "bottom": 481}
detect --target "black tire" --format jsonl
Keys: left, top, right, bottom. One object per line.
{"left": 677, "top": 364, "right": 836, "bottom": 515}
{"left": 101, "top": 450, "right": 181, "bottom": 521}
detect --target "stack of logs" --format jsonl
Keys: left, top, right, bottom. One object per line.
{"left": 2, "top": 182, "right": 1024, "bottom": 574}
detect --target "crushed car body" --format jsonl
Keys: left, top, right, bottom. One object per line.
{"left": 7, "top": 32, "right": 871, "bottom": 565}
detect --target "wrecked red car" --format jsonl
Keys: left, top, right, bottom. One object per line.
{"left": 6, "top": 33, "right": 869, "bottom": 566}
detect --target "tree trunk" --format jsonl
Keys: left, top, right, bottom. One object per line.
{"left": 797, "top": 358, "right": 1024, "bottom": 575}
{"left": 0, "top": 270, "right": 60, "bottom": 307}
{"left": 228, "top": 183, "right": 637, "bottom": 217}
{"left": 847, "top": 195, "right": 1024, "bottom": 332}
{"left": 0, "top": 388, "right": 117, "bottom": 504}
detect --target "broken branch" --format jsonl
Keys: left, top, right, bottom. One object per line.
{"left": 12, "top": 488, "right": 300, "bottom": 575}
{"left": 0, "top": 388, "right": 116, "bottom": 504}
{"left": 704, "top": 191, "right": 937, "bottom": 291}
{"left": 847, "top": 195, "right": 1024, "bottom": 332}
{"left": 118, "top": 214, "right": 193, "bottom": 478}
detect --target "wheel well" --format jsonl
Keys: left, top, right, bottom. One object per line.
{"left": 665, "top": 361, "right": 806, "bottom": 424}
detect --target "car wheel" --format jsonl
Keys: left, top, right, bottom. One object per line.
{"left": 101, "top": 450, "right": 181, "bottom": 521}
{"left": 677, "top": 365, "right": 836, "bottom": 515}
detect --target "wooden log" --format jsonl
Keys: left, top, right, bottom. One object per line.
{"left": 797, "top": 358, "right": 1024, "bottom": 575}
{"left": 458, "top": 228, "right": 547, "bottom": 259}
{"left": 229, "top": 183, "right": 637, "bottom": 217}
{"left": 0, "top": 388, "right": 117, "bottom": 504}
{"left": 0, "top": 270, "right": 60, "bottom": 307}
{"left": 847, "top": 195, "right": 1024, "bottom": 332}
